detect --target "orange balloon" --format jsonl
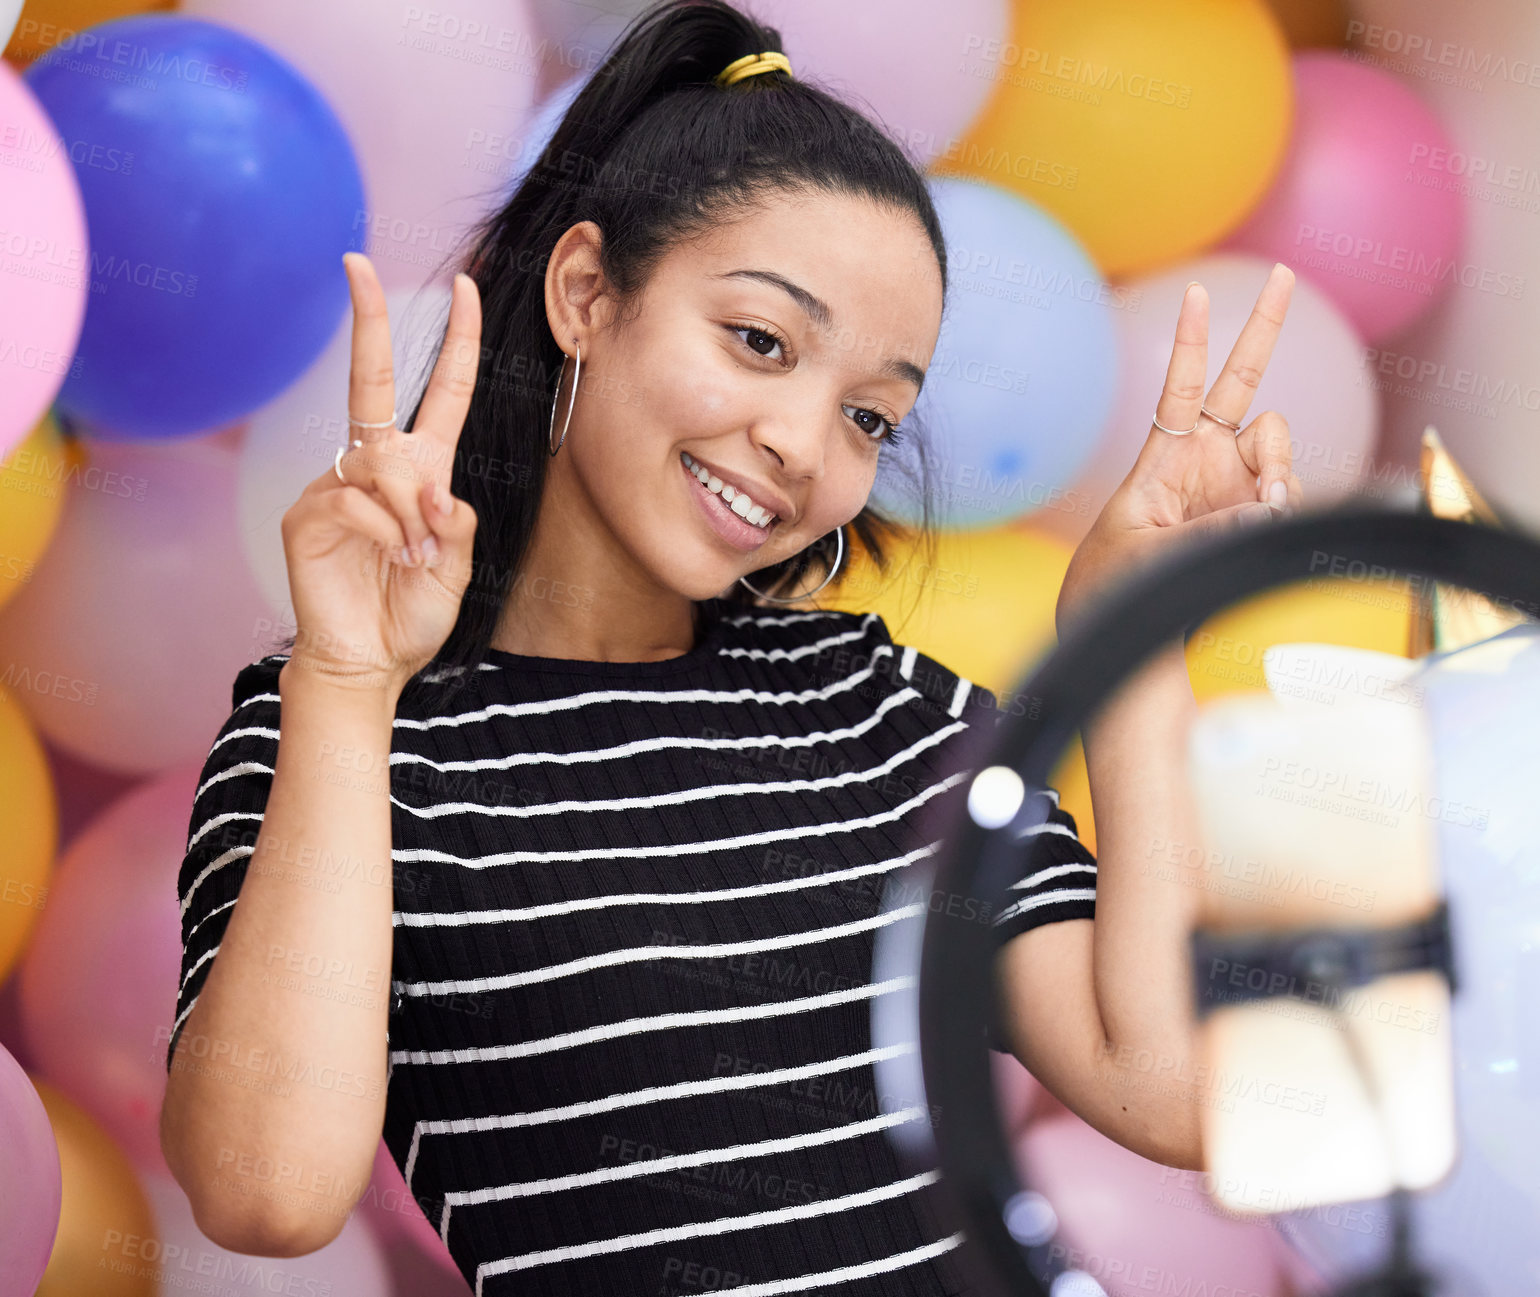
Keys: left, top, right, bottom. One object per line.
{"left": 4, "top": 0, "right": 177, "bottom": 64}
{"left": 1184, "top": 574, "right": 1417, "bottom": 703}
{"left": 829, "top": 522, "right": 1075, "bottom": 698}
{"left": 30, "top": 1077, "right": 157, "bottom": 1297}
{"left": 0, "top": 414, "right": 72, "bottom": 616}
{"left": 0, "top": 682, "right": 56, "bottom": 982}
{"left": 933, "top": 0, "right": 1293, "bottom": 277}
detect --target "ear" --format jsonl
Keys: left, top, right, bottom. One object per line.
{"left": 544, "top": 219, "right": 617, "bottom": 354}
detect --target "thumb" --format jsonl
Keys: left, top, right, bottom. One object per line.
{"left": 1173, "top": 501, "right": 1281, "bottom": 543}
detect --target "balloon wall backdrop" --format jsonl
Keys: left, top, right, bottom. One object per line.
{"left": 1, "top": 0, "right": 1532, "bottom": 1293}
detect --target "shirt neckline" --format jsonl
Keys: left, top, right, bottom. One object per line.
{"left": 481, "top": 597, "right": 733, "bottom": 678}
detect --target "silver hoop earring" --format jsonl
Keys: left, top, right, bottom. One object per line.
{"left": 738, "top": 525, "right": 845, "bottom": 603}
{"left": 548, "top": 340, "right": 580, "bottom": 456}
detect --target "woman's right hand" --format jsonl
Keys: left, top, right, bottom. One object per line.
{"left": 280, "top": 252, "right": 483, "bottom": 691}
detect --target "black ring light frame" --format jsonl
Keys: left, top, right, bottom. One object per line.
{"left": 918, "top": 505, "right": 1540, "bottom": 1297}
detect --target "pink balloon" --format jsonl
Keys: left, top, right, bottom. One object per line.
{"left": 1223, "top": 52, "right": 1464, "bottom": 344}
{"left": 1042, "top": 253, "right": 1379, "bottom": 550}
{"left": 1015, "top": 1113, "right": 1297, "bottom": 1296}
{"left": 0, "top": 437, "right": 277, "bottom": 774}
{"left": 138, "top": 1169, "right": 393, "bottom": 1296}
{"left": 17, "top": 763, "right": 202, "bottom": 1175}
{"left": 754, "top": 0, "right": 1010, "bottom": 166}
{"left": 181, "top": 0, "right": 540, "bottom": 293}
{"left": 0, "top": 60, "right": 89, "bottom": 457}
{"left": 0, "top": 1046, "right": 62, "bottom": 1297}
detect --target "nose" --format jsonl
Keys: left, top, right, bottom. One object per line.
{"left": 747, "top": 394, "right": 828, "bottom": 481}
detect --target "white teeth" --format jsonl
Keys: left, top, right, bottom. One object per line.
{"left": 680, "top": 452, "right": 778, "bottom": 529}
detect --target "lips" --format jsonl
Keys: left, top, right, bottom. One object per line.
{"left": 680, "top": 451, "right": 795, "bottom": 527}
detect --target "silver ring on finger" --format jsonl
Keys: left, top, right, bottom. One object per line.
{"left": 1199, "top": 404, "right": 1243, "bottom": 433}
{"left": 349, "top": 409, "right": 396, "bottom": 429}
{"left": 1152, "top": 411, "right": 1200, "bottom": 436}
{"left": 334, "top": 438, "right": 364, "bottom": 484}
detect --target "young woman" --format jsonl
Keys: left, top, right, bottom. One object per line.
{"left": 160, "top": 2, "right": 1302, "bottom": 1293}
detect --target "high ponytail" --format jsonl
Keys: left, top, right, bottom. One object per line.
{"left": 382, "top": 0, "right": 950, "bottom": 708}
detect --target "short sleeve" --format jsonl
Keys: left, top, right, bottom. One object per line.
{"left": 871, "top": 626, "right": 1098, "bottom": 1053}
{"left": 166, "top": 655, "right": 287, "bottom": 1073}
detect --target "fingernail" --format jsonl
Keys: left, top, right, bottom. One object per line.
{"left": 398, "top": 545, "right": 413, "bottom": 566}
{"left": 421, "top": 534, "right": 440, "bottom": 566}
{"left": 1267, "top": 479, "right": 1288, "bottom": 509}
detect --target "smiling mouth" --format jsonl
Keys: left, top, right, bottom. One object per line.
{"left": 680, "top": 451, "right": 781, "bottom": 528}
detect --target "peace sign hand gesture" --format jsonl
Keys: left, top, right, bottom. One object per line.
{"left": 279, "top": 252, "right": 483, "bottom": 693}
{"left": 1058, "top": 263, "right": 1305, "bottom": 634}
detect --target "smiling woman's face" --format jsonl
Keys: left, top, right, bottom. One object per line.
{"left": 542, "top": 187, "right": 945, "bottom": 602}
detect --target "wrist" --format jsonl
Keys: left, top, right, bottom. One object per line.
{"left": 279, "top": 654, "right": 408, "bottom": 708}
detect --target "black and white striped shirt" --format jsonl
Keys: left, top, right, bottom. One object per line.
{"left": 169, "top": 600, "right": 1097, "bottom": 1297}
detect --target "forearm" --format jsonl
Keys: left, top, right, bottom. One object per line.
{"left": 162, "top": 663, "right": 401, "bottom": 1251}
{"left": 1078, "top": 635, "right": 1207, "bottom": 1163}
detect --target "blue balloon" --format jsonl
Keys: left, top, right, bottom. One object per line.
{"left": 24, "top": 15, "right": 367, "bottom": 439}
{"left": 870, "top": 177, "right": 1119, "bottom": 531}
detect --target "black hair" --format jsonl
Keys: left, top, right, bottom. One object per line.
{"left": 278, "top": 0, "right": 949, "bottom": 711}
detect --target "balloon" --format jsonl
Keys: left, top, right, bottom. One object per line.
{"left": 0, "top": 681, "right": 56, "bottom": 983}
{"left": 138, "top": 1169, "right": 394, "bottom": 1297}
{"left": 932, "top": 0, "right": 1293, "bottom": 277}
{"left": 1275, "top": 624, "right": 1540, "bottom": 1294}
{"left": 828, "top": 520, "right": 1074, "bottom": 697}
{"left": 0, "top": 415, "right": 71, "bottom": 615}
{"left": 1223, "top": 53, "right": 1466, "bottom": 344}
{"left": 755, "top": 0, "right": 1009, "bottom": 167}
{"left": 31, "top": 1077, "right": 157, "bottom": 1297}
{"left": 0, "top": 1044, "right": 62, "bottom": 1297}
{"left": 23, "top": 15, "right": 367, "bottom": 440}
{"left": 181, "top": 0, "right": 539, "bottom": 293}
{"left": 1332, "top": 0, "right": 1540, "bottom": 531}
{"left": 0, "top": 62, "right": 88, "bottom": 456}
{"left": 17, "top": 763, "right": 202, "bottom": 1174}
{"left": 869, "top": 177, "right": 1119, "bottom": 530}
{"left": 1261, "top": 0, "right": 1349, "bottom": 50}
{"left": 1183, "top": 575, "right": 1418, "bottom": 705}
{"left": 3, "top": 0, "right": 174, "bottom": 64}
{"left": 0, "top": 437, "right": 276, "bottom": 774}
{"left": 238, "top": 282, "right": 453, "bottom": 614}
{"left": 1015, "top": 1113, "right": 1296, "bottom": 1296}
{"left": 1037, "top": 253, "right": 1379, "bottom": 550}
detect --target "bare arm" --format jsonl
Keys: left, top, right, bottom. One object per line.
{"left": 160, "top": 663, "right": 404, "bottom": 1255}
{"left": 993, "top": 638, "right": 1206, "bottom": 1170}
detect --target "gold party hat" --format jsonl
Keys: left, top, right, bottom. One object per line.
{"left": 1407, "top": 425, "right": 1532, "bottom": 657}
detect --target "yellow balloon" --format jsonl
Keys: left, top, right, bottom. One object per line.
{"left": 0, "top": 682, "right": 57, "bottom": 983}
{"left": 1184, "top": 575, "right": 1418, "bottom": 703}
{"left": 829, "top": 522, "right": 1075, "bottom": 698}
{"left": 933, "top": 0, "right": 1294, "bottom": 277}
{"left": 31, "top": 1077, "right": 158, "bottom": 1297}
{"left": 0, "top": 413, "right": 72, "bottom": 617}
{"left": 4, "top": 0, "right": 177, "bottom": 64}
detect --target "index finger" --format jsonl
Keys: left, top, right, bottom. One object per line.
{"left": 1201, "top": 262, "right": 1294, "bottom": 428}
{"left": 343, "top": 251, "right": 397, "bottom": 438}
{"left": 411, "top": 272, "right": 483, "bottom": 481}
{"left": 1153, "top": 281, "right": 1208, "bottom": 436}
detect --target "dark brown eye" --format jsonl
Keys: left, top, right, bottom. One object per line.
{"left": 732, "top": 325, "right": 784, "bottom": 360}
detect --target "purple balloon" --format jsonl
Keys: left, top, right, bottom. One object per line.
{"left": 0, "top": 1042, "right": 62, "bottom": 1297}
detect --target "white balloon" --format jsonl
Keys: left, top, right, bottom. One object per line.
{"left": 0, "top": 1, "right": 21, "bottom": 51}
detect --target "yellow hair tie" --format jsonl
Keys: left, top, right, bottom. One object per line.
{"left": 715, "top": 51, "right": 794, "bottom": 87}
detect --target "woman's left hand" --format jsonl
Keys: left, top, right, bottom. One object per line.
{"left": 1059, "top": 262, "right": 1304, "bottom": 632}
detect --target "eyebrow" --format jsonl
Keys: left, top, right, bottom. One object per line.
{"left": 714, "top": 268, "right": 927, "bottom": 396}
